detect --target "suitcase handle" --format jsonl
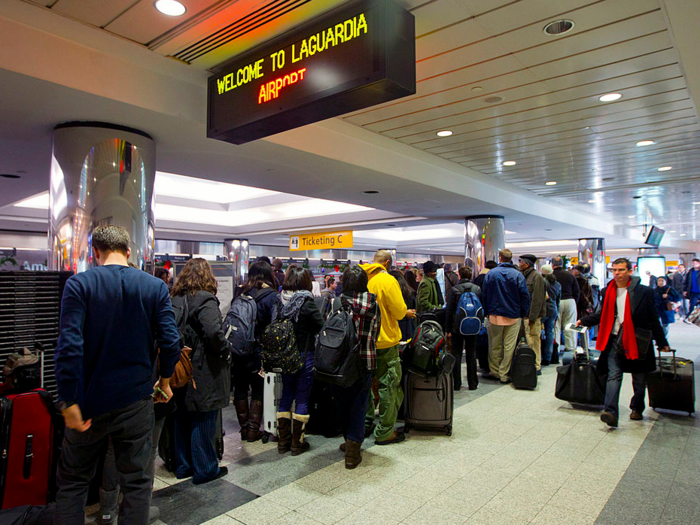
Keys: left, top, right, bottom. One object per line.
{"left": 23, "top": 434, "right": 33, "bottom": 480}
{"left": 657, "top": 348, "right": 677, "bottom": 380}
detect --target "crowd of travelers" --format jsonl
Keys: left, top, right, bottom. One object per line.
{"left": 51, "top": 226, "right": 684, "bottom": 524}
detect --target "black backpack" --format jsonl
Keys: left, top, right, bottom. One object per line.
{"left": 510, "top": 338, "right": 537, "bottom": 390}
{"left": 314, "top": 304, "right": 361, "bottom": 387}
{"left": 405, "top": 320, "right": 445, "bottom": 376}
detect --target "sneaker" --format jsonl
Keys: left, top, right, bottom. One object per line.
{"left": 375, "top": 432, "right": 406, "bottom": 445}
{"left": 630, "top": 410, "right": 643, "bottom": 421}
{"left": 600, "top": 412, "right": 618, "bottom": 427}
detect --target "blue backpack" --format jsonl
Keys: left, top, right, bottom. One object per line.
{"left": 457, "top": 291, "right": 484, "bottom": 336}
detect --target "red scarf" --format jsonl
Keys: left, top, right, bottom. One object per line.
{"left": 596, "top": 281, "right": 639, "bottom": 360}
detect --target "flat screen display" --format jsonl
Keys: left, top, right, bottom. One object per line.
{"left": 207, "top": 0, "right": 415, "bottom": 145}
{"left": 644, "top": 225, "right": 665, "bottom": 246}
{"left": 637, "top": 256, "right": 666, "bottom": 286}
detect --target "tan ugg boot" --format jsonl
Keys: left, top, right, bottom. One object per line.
{"left": 291, "top": 413, "right": 310, "bottom": 456}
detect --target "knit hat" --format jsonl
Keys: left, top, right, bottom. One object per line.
{"left": 540, "top": 264, "right": 553, "bottom": 275}
{"left": 423, "top": 261, "right": 438, "bottom": 273}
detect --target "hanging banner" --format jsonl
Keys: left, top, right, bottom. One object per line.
{"left": 289, "top": 231, "right": 353, "bottom": 251}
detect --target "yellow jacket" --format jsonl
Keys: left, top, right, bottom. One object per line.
{"left": 360, "top": 263, "right": 408, "bottom": 349}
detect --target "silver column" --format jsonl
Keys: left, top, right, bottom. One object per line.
{"left": 464, "top": 216, "right": 505, "bottom": 278}
{"left": 49, "top": 123, "right": 156, "bottom": 273}
{"left": 679, "top": 252, "right": 696, "bottom": 266}
{"left": 638, "top": 247, "right": 660, "bottom": 256}
{"left": 224, "top": 239, "right": 249, "bottom": 286}
{"left": 578, "top": 238, "right": 606, "bottom": 287}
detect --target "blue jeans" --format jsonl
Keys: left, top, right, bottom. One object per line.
{"left": 604, "top": 345, "right": 647, "bottom": 419}
{"left": 280, "top": 350, "right": 314, "bottom": 415}
{"left": 174, "top": 409, "right": 220, "bottom": 484}
{"left": 332, "top": 372, "right": 372, "bottom": 443}
{"left": 542, "top": 315, "right": 557, "bottom": 363}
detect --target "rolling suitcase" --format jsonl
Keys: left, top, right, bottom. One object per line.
{"left": 647, "top": 349, "right": 695, "bottom": 415}
{"left": 306, "top": 382, "right": 342, "bottom": 438}
{"left": 510, "top": 338, "right": 537, "bottom": 390}
{"left": 0, "top": 389, "right": 55, "bottom": 509}
{"left": 262, "top": 373, "right": 283, "bottom": 440}
{"left": 555, "top": 331, "right": 606, "bottom": 406}
{"left": 403, "top": 370, "right": 453, "bottom": 436}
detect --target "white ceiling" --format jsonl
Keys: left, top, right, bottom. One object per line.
{"left": 1, "top": 0, "right": 699, "bottom": 257}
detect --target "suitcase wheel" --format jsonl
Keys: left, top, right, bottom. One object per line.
{"left": 404, "top": 425, "right": 410, "bottom": 434}
{"left": 262, "top": 434, "right": 270, "bottom": 444}
{"left": 445, "top": 426, "right": 452, "bottom": 436}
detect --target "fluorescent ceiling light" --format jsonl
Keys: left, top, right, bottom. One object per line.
{"left": 680, "top": 233, "right": 687, "bottom": 237}
{"left": 669, "top": 230, "right": 676, "bottom": 233}
{"left": 154, "top": 0, "right": 186, "bottom": 16}
{"left": 506, "top": 240, "right": 578, "bottom": 248}
{"left": 14, "top": 192, "right": 49, "bottom": 209}
{"left": 355, "top": 227, "right": 461, "bottom": 243}
{"left": 657, "top": 166, "right": 672, "bottom": 171}
{"left": 627, "top": 215, "right": 635, "bottom": 218}
{"left": 545, "top": 181, "right": 557, "bottom": 186}
{"left": 599, "top": 93, "right": 622, "bottom": 102}
{"left": 502, "top": 161, "right": 516, "bottom": 166}
{"left": 587, "top": 200, "right": 595, "bottom": 203}
{"left": 607, "top": 249, "right": 636, "bottom": 253}
{"left": 635, "top": 140, "right": 655, "bottom": 147}
{"left": 155, "top": 172, "right": 277, "bottom": 203}
{"left": 436, "top": 130, "right": 453, "bottom": 137}
{"left": 505, "top": 230, "right": 517, "bottom": 234}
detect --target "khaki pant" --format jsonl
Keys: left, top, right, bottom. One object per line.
{"left": 558, "top": 298, "right": 578, "bottom": 351}
{"left": 486, "top": 320, "right": 520, "bottom": 381}
{"left": 523, "top": 319, "right": 542, "bottom": 370}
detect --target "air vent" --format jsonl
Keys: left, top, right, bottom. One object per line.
{"left": 0, "top": 174, "right": 21, "bottom": 179}
{"left": 173, "top": 0, "right": 311, "bottom": 63}
{"left": 543, "top": 20, "right": 574, "bottom": 36}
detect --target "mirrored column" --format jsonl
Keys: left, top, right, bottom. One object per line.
{"left": 225, "top": 239, "right": 249, "bottom": 286}
{"left": 578, "top": 238, "right": 606, "bottom": 287}
{"left": 464, "top": 215, "right": 505, "bottom": 278}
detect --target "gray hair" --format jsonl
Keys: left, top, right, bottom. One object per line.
{"left": 551, "top": 256, "right": 563, "bottom": 268}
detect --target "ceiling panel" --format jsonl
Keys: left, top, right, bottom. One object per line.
{"left": 50, "top": 0, "right": 135, "bottom": 27}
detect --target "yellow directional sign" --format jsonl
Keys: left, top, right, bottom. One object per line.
{"left": 289, "top": 231, "right": 353, "bottom": 251}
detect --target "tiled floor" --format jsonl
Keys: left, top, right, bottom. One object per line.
{"left": 138, "top": 320, "right": 699, "bottom": 525}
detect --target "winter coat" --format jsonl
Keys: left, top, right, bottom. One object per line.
{"left": 543, "top": 277, "right": 561, "bottom": 319}
{"left": 671, "top": 271, "right": 686, "bottom": 294}
{"left": 654, "top": 285, "right": 681, "bottom": 325}
{"left": 473, "top": 269, "right": 488, "bottom": 290}
{"left": 416, "top": 275, "right": 444, "bottom": 313}
{"left": 171, "top": 291, "right": 231, "bottom": 413}
{"left": 523, "top": 267, "right": 547, "bottom": 321}
{"left": 445, "top": 279, "right": 481, "bottom": 333}
{"left": 685, "top": 268, "right": 700, "bottom": 294}
{"left": 280, "top": 292, "right": 324, "bottom": 357}
{"left": 481, "top": 262, "right": 530, "bottom": 320}
{"left": 581, "top": 276, "right": 668, "bottom": 374}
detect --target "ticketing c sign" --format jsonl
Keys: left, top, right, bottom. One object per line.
{"left": 289, "top": 231, "right": 353, "bottom": 251}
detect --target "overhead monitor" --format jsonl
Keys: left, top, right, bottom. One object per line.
{"left": 207, "top": 0, "right": 416, "bottom": 145}
{"left": 644, "top": 225, "right": 665, "bottom": 246}
{"left": 637, "top": 256, "right": 666, "bottom": 287}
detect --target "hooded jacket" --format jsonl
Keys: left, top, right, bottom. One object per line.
{"left": 523, "top": 266, "right": 547, "bottom": 321}
{"left": 360, "top": 263, "right": 407, "bottom": 349}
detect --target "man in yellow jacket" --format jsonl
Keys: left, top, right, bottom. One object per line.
{"left": 361, "top": 251, "right": 416, "bottom": 444}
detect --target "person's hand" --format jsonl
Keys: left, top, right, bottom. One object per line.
{"left": 663, "top": 294, "right": 668, "bottom": 299}
{"left": 405, "top": 309, "right": 417, "bottom": 319}
{"left": 575, "top": 320, "right": 583, "bottom": 327}
{"left": 62, "top": 404, "right": 91, "bottom": 432}
{"left": 153, "top": 377, "right": 173, "bottom": 404}
{"left": 446, "top": 333, "right": 452, "bottom": 339}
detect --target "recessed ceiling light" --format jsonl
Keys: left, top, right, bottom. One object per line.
{"left": 636, "top": 140, "right": 656, "bottom": 147}
{"left": 587, "top": 200, "right": 595, "bottom": 203}
{"left": 545, "top": 181, "right": 557, "bottom": 186}
{"left": 543, "top": 19, "right": 575, "bottom": 36}
{"left": 680, "top": 233, "right": 687, "bottom": 237}
{"left": 599, "top": 93, "right": 622, "bottom": 102}
{"left": 363, "top": 190, "right": 380, "bottom": 194}
{"left": 484, "top": 96, "right": 503, "bottom": 104}
{"left": 627, "top": 215, "right": 635, "bottom": 218}
{"left": 670, "top": 230, "right": 676, "bottom": 233}
{"left": 436, "top": 130, "right": 453, "bottom": 137}
{"left": 154, "top": 0, "right": 186, "bottom": 16}
{"left": 502, "top": 161, "right": 516, "bottom": 166}
{"left": 657, "top": 166, "right": 672, "bottom": 171}
{"left": 471, "top": 86, "right": 483, "bottom": 93}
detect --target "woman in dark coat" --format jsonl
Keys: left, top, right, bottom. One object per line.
{"left": 580, "top": 258, "right": 669, "bottom": 428}
{"left": 170, "top": 258, "right": 231, "bottom": 484}
{"left": 389, "top": 270, "right": 416, "bottom": 342}
{"left": 653, "top": 276, "right": 682, "bottom": 336}
{"left": 231, "top": 261, "right": 280, "bottom": 442}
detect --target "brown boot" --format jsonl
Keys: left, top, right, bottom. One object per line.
{"left": 277, "top": 412, "right": 292, "bottom": 454}
{"left": 344, "top": 439, "right": 362, "bottom": 469}
{"left": 291, "top": 413, "right": 310, "bottom": 456}
{"left": 246, "top": 399, "right": 264, "bottom": 442}
{"left": 234, "top": 400, "right": 249, "bottom": 441}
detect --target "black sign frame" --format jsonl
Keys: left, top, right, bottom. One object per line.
{"left": 207, "top": 0, "right": 415, "bottom": 145}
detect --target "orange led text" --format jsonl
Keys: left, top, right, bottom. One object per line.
{"left": 258, "top": 68, "right": 307, "bottom": 104}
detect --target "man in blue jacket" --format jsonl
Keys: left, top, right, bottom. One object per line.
{"left": 481, "top": 249, "right": 530, "bottom": 383}
{"left": 54, "top": 226, "right": 181, "bottom": 525}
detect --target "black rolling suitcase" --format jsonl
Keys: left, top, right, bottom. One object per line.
{"left": 403, "top": 370, "right": 453, "bottom": 436}
{"left": 555, "top": 331, "right": 606, "bottom": 406}
{"left": 306, "top": 382, "right": 342, "bottom": 438}
{"left": 647, "top": 349, "right": 695, "bottom": 415}
{"left": 510, "top": 338, "right": 537, "bottom": 390}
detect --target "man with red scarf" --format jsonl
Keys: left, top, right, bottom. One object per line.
{"left": 578, "top": 258, "right": 670, "bottom": 428}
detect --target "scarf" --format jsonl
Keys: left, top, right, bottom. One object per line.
{"left": 596, "top": 281, "right": 639, "bottom": 360}
{"left": 280, "top": 290, "right": 313, "bottom": 322}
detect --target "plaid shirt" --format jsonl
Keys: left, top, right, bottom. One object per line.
{"left": 340, "top": 292, "right": 380, "bottom": 371}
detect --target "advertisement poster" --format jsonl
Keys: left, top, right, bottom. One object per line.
{"left": 216, "top": 276, "right": 234, "bottom": 317}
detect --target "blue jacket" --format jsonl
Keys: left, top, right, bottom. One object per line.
{"left": 481, "top": 262, "right": 530, "bottom": 319}
{"left": 55, "top": 265, "right": 181, "bottom": 419}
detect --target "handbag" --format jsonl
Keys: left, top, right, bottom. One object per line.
{"left": 159, "top": 296, "right": 197, "bottom": 389}
{"left": 664, "top": 287, "right": 674, "bottom": 311}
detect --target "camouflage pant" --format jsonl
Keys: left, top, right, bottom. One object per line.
{"left": 365, "top": 345, "right": 403, "bottom": 441}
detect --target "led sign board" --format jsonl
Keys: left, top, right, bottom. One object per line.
{"left": 290, "top": 231, "right": 353, "bottom": 251}
{"left": 207, "top": 0, "right": 415, "bottom": 145}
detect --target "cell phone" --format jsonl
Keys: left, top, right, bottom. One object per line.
{"left": 566, "top": 323, "right": 587, "bottom": 334}
{"left": 152, "top": 387, "right": 169, "bottom": 400}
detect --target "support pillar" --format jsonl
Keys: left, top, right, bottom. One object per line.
{"left": 465, "top": 215, "right": 505, "bottom": 278}
{"left": 225, "top": 239, "right": 249, "bottom": 286}
{"left": 638, "top": 247, "right": 660, "bottom": 256}
{"left": 679, "top": 253, "right": 696, "bottom": 266}
{"left": 49, "top": 122, "right": 156, "bottom": 273}
{"left": 578, "top": 238, "right": 606, "bottom": 287}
